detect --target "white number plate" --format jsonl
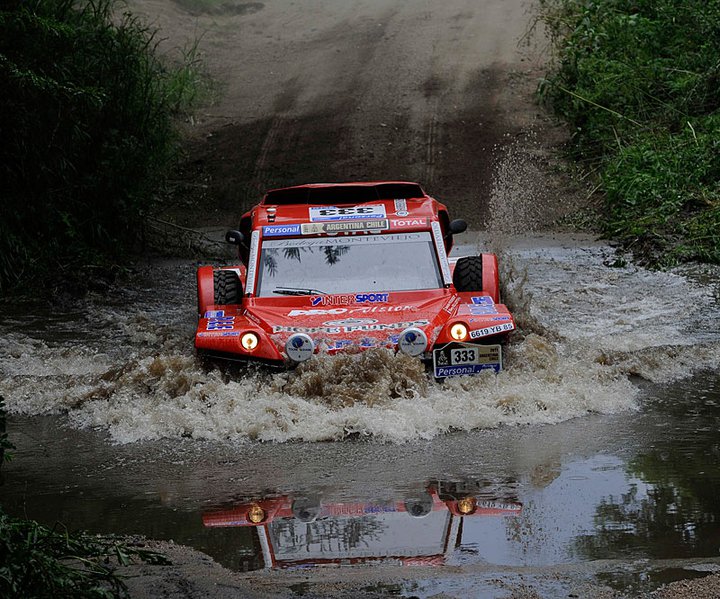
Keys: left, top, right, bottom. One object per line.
{"left": 450, "top": 348, "right": 479, "bottom": 364}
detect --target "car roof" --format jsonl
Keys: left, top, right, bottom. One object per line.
{"left": 251, "top": 181, "right": 444, "bottom": 229}
{"left": 261, "top": 181, "right": 426, "bottom": 205}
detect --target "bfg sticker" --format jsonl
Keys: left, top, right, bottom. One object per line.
{"left": 309, "top": 205, "right": 387, "bottom": 222}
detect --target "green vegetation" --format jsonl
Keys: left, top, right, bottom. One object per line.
{"left": 0, "top": 0, "right": 202, "bottom": 292}
{"left": 0, "top": 507, "right": 169, "bottom": 598}
{"left": 538, "top": 0, "right": 720, "bottom": 264}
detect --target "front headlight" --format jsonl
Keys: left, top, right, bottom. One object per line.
{"left": 457, "top": 496, "right": 476, "bottom": 515}
{"left": 241, "top": 332, "right": 259, "bottom": 351}
{"left": 449, "top": 322, "right": 468, "bottom": 341}
{"left": 247, "top": 504, "right": 265, "bottom": 523}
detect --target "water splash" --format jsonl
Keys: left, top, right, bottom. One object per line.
{"left": 1, "top": 248, "right": 718, "bottom": 444}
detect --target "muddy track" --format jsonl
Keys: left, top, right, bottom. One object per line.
{"left": 130, "top": 0, "right": 579, "bottom": 232}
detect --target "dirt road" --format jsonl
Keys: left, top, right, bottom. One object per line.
{"left": 131, "top": 0, "right": 577, "bottom": 230}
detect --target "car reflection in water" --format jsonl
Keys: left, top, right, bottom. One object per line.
{"left": 203, "top": 481, "right": 522, "bottom": 570}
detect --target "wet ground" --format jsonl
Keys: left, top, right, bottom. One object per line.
{"left": 2, "top": 234, "right": 720, "bottom": 597}
{"left": 3, "top": 2, "right": 720, "bottom": 596}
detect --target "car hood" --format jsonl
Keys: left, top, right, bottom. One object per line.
{"left": 243, "top": 289, "right": 510, "bottom": 351}
{"left": 248, "top": 290, "right": 449, "bottom": 348}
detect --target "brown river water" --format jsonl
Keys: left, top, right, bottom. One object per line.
{"left": 1, "top": 233, "right": 720, "bottom": 596}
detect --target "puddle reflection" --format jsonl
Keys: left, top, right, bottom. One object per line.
{"left": 202, "top": 481, "right": 521, "bottom": 570}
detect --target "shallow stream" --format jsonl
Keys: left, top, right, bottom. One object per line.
{"left": 2, "top": 233, "right": 719, "bottom": 596}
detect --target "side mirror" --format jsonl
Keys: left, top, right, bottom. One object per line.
{"left": 225, "top": 230, "right": 244, "bottom": 245}
{"left": 449, "top": 219, "right": 467, "bottom": 234}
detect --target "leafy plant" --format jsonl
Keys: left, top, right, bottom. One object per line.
{"left": 0, "top": 0, "right": 203, "bottom": 292}
{"left": 0, "top": 508, "right": 169, "bottom": 598}
{"left": 538, "top": 0, "right": 720, "bottom": 265}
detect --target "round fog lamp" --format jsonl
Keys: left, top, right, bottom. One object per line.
{"left": 248, "top": 504, "right": 265, "bottom": 524}
{"left": 450, "top": 322, "right": 468, "bottom": 341}
{"left": 457, "top": 497, "right": 476, "bottom": 515}
{"left": 285, "top": 333, "right": 315, "bottom": 362}
{"left": 398, "top": 327, "right": 428, "bottom": 357}
{"left": 241, "top": 332, "right": 259, "bottom": 351}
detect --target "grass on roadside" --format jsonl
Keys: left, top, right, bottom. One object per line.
{"left": 537, "top": 0, "right": 720, "bottom": 265}
{"left": 0, "top": 508, "right": 169, "bottom": 598}
{"left": 0, "top": 0, "right": 207, "bottom": 293}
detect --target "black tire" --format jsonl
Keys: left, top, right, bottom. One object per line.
{"left": 213, "top": 269, "right": 242, "bottom": 305}
{"left": 453, "top": 256, "right": 484, "bottom": 292}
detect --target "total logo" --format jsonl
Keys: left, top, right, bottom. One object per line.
{"left": 311, "top": 293, "right": 389, "bottom": 306}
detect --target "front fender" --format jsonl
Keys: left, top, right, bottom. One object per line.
{"left": 197, "top": 266, "right": 215, "bottom": 316}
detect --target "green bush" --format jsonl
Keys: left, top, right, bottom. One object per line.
{"left": 539, "top": 0, "right": 720, "bottom": 264}
{"left": 0, "top": 0, "right": 199, "bottom": 291}
{"left": 0, "top": 507, "right": 168, "bottom": 598}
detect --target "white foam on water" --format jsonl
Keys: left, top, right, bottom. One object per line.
{"left": 1, "top": 244, "right": 718, "bottom": 444}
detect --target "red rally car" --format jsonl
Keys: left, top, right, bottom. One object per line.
{"left": 202, "top": 484, "right": 522, "bottom": 569}
{"left": 195, "top": 182, "right": 515, "bottom": 378}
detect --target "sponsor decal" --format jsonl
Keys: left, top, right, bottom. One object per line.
{"left": 390, "top": 218, "right": 427, "bottom": 228}
{"left": 206, "top": 316, "right": 235, "bottom": 331}
{"left": 320, "top": 337, "right": 397, "bottom": 350}
{"left": 431, "top": 221, "right": 452, "bottom": 284}
{"left": 477, "top": 500, "right": 522, "bottom": 511}
{"left": 273, "top": 319, "right": 430, "bottom": 335}
{"left": 469, "top": 305, "right": 499, "bottom": 315}
{"left": 301, "top": 219, "right": 388, "bottom": 235}
{"left": 435, "top": 363, "right": 500, "bottom": 377}
{"left": 204, "top": 310, "right": 225, "bottom": 318}
{"left": 197, "top": 331, "right": 241, "bottom": 338}
{"left": 394, "top": 198, "right": 409, "bottom": 217}
{"left": 323, "top": 318, "right": 377, "bottom": 327}
{"left": 324, "top": 504, "right": 397, "bottom": 516}
{"left": 491, "top": 316, "right": 511, "bottom": 322}
{"left": 263, "top": 224, "right": 301, "bottom": 237}
{"left": 244, "top": 310, "right": 262, "bottom": 325}
{"left": 309, "top": 205, "right": 387, "bottom": 222}
{"left": 364, "top": 504, "right": 398, "bottom": 514}
{"left": 273, "top": 325, "right": 341, "bottom": 334}
{"left": 245, "top": 231, "right": 260, "bottom": 294}
{"left": 468, "top": 297, "right": 498, "bottom": 315}
{"left": 471, "top": 296, "right": 494, "bottom": 305}
{"left": 349, "top": 305, "right": 416, "bottom": 314}
{"left": 311, "top": 293, "right": 389, "bottom": 306}
{"left": 289, "top": 304, "right": 413, "bottom": 317}
{"left": 443, "top": 296, "right": 461, "bottom": 315}
{"left": 288, "top": 308, "right": 347, "bottom": 317}
{"left": 322, "top": 339, "right": 354, "bottom": 350}
{"left": 469, "top": 322, "right": 515, "bottom": 339}
{"left": 264, "top": 232, "right": 424, "bottom": 249}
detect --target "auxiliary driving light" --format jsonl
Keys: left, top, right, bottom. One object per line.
{"left": 457, "top": 496, "right": 476, "bottom": 515}
{"left": 241, "top": 332, "right": 259, "bottom": 351}
{"left": 449, "top": 322, "right": 469, "bottom": 341}
{"left": 398, "top": 327, "right": 428, "bottom": 357}
{"left": 285, "top": 333, "right": 315, "bottom": 362}
{"left": 247, "top": 504, "right": 265, "bottom": 524}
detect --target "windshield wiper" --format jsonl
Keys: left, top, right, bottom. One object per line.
{"left": 273, "top": 287, "right": 327, "bottom": 296}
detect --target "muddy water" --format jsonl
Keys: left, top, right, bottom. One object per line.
{"left": 1, "top": 235, "right": 720, "bottom": 595}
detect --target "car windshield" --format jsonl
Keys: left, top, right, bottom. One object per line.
{"left": 268, "top": 510, "right": 452, "bottom": 561}
{"left": 255, "top": 232, "right": 443, "bottom": 297}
